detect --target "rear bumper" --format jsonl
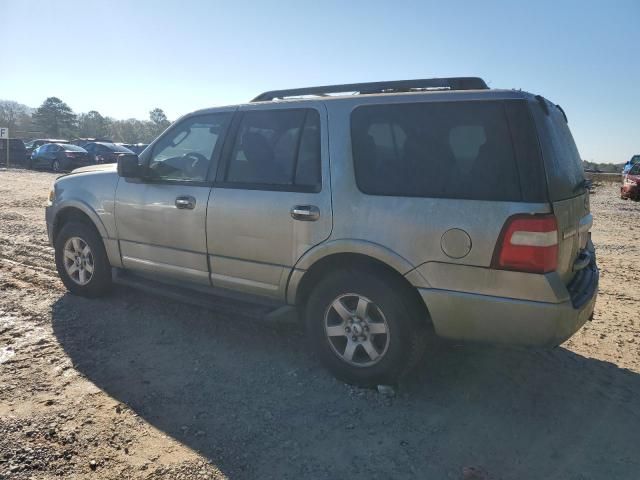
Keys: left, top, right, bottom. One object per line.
{"left": 419, "top": 260, "right": 599, "bottom": 347}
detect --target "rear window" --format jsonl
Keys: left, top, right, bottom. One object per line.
{"left": 107, "top": 143, "right": 134, "bottom": 153}
{"left": 351, "top": 101, "right": 527, "bottom": 201}
{"left": 63, "top": 144, "right": 87, "bottom": 152}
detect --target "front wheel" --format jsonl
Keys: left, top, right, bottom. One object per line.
{"left": 305, "top": 268, "right": 427, "bottom": 386}
{"left": 54, "top": 222, "right": 112, "bottom": 297}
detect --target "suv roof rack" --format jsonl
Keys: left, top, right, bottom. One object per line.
{"left": 251, "top": 77, "right": 488, "bottom": 102}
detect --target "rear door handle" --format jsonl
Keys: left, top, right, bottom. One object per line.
{"left": 291, "top": 205, "right": 320, "bottom": 221}
{"left": 175, "top": 195, "right": 196, "bottom": 210}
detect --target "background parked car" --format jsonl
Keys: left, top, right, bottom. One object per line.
{"left": 24, "top": 139, "right": 69, "bottom": 160}
{"left": 29, "top": 143, "right": 91, "bottom": 172}
{"left": 117, "top": 143, "right": 149, "bottom": 154}
{"left": 71, "top": 137, "right": 113, "bottom": 147}
{"left": 0, "top": 138, "right": 28, "bottom": 166}
{"left": 621, "top": 163, "right": 640, "bottom": 200}
{"left": 83, "top": 142, "right": 134, "bottom": 163}
{"left": 622, "top": 154, "right": 640, "bottom": 175}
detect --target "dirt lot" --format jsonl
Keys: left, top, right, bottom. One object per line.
{"left": 1, "top": 168, "right": 639, "bottom": 480}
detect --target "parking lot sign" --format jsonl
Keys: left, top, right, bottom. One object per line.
{"left": 1, "top": 127, "right": 8, "bottom": 166}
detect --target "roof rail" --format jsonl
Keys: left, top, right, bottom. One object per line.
{"left": 251, "top": 77, "right": 488, "bottom": 102}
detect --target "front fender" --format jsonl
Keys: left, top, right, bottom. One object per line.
{"left": 51, "top": 199, "right": 109, "bottom": 238}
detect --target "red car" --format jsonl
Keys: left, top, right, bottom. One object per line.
{"left": 621, "top": 163, "right": 640, "bottom": 200}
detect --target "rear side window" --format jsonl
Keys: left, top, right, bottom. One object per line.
{"left": 532, "top": 98, "right": 585, "bottom": 200}
{"left": 224, "top": 109, "right": 321, "bottom": 191}
{"left": 351, "top": 101, "right": 523, "bottom": 201}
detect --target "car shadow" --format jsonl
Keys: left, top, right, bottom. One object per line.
{"left": 52, "top": 288, "right": 640, "bottom": 480}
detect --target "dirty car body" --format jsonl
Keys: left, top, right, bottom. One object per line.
{"left": 45, "top": 77, "right": 599, "bottom": 385}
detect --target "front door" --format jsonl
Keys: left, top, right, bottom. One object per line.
{"left": 114, "top": 110, "right": 234, "bottom": 285}
{"left": 206, "top": 103, "right": 332, "bottom": 299}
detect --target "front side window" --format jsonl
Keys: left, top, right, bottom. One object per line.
{"left": 148, "top": 113, "right": 232, "bottom": 182}
{"left": 224, "top": 109, "right": 321, "bottom": 190}
{"left": 351, "top": 101, "right": 521, "bottom": 201}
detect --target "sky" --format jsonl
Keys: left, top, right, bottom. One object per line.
{"left": 2, "top": 0, "right": 639, "bottom": 163}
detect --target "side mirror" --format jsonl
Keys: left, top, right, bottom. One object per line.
{"left": 117, "top": 153, "right": 142, "bottom": 178}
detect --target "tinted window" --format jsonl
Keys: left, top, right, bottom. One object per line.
{"left": 109, "top": 143, "right": 134, "bottom": 153}
{"left": 532, "top": 98, "right": 585, "bottom": 200}
{"left": 225, "top": 109, "right": 321, "bottom": 190}
{"left": 148, "top": 113, "right": 231, "bottom": 182}
{"left": 630, "top": 164, "right": 640, "bottom": 175}
{"left": 63, "top": 144, "right": 86, "bottom": 152}
{"left": 351, "top": 101, "right": 521, "bottom": 201}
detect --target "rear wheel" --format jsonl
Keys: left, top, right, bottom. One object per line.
{"left": 52, "top": 159, "right": 61, "bottom": 172}
{"left": 54, "top": 221, "right": 112, "bottom": 297}
{"left": 305, "top": 268, "right": 427, "bottom": 386}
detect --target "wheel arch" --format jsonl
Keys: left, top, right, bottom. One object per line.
{"left": 52, "top": 203, "right": 107, "bottom": 244}
{"left": 289, "top": 244, "right": 431, "bottom": 326}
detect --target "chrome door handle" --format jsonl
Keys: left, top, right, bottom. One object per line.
{"left": 175, "top": 196, "right": 196, "bottom": 210}
{"left": 291, "top": 205, "right": 320, "bottom": 221}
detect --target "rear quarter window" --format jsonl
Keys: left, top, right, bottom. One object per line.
{"left": 531, "top": 98, "right": 585, "bottom": 201}
{"left": 351, "top": 100, "right": 527, "bottom": 201}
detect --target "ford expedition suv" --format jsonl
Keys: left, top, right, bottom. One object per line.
{"left": 45, "top": 77, "right": 598, "bottom": 386}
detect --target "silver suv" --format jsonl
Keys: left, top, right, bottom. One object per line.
{"left": 45, "top": 77, "right": 598, "bottom": 386}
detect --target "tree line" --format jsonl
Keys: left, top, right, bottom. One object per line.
{"left": 0, "top": 97, "right": 171, "bottom": 144}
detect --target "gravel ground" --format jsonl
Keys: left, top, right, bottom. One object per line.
{"left": 1, "top": 168, "right": 639, "bottom": 480}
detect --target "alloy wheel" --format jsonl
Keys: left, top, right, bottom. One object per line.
{"left": 324, "top": 293, "right": 390, "bottom": 367}
{"left": 63, "top": 236, "right": 95, "bottom": 286}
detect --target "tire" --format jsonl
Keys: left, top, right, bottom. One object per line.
{"left": 305, "top": 268, "right": 427, "bottom": 386}
{"left": 52, "top": 159, "right": 61, "bottom": 172}
{"left": 54, "top": 221, "right": 112, "bottom": 297}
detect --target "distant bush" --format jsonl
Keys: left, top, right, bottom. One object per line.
{"left": 582, "top": 160, "right": 624, "bottom": 173}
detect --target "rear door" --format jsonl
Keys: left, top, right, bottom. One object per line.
{"left": 38, "top": 144, "right": 54, "bottom": 167}
{"left": 531, "top": 98, "right": 591, "bottom": 284}
{"left": 206, "top": 102, "right": 332, "bottom": 299}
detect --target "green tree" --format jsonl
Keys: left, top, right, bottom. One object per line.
{"left": 78, "top": 110, "right": 110, "bottom": 138}
{"left": 148, "top": 108, "right": 171, "bottom": 139}
{"left": 0, "top": 100, "right": 32, "bottom": 137}
{"left": 108, "top": 118, "right": 150, "bottom": 143}
{"left": 32, "top": 97, "right": 77, "bottom": 137}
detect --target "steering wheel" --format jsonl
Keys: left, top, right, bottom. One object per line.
{"left": 183, "top": 152, "right": 208, "bottom": 178}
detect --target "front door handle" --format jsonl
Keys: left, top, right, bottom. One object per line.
{"left": 291, "top": 205, "right": 320, "bottom": 221}
{"left": 175, "top": 196, "right": 196, "bottom": 210}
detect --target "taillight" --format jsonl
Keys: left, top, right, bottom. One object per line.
{"left": 65, "top": 152, "right": 75, "bottom": 158}
{"left": 492, "top": 214, "right": 558, "bottom": 273}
